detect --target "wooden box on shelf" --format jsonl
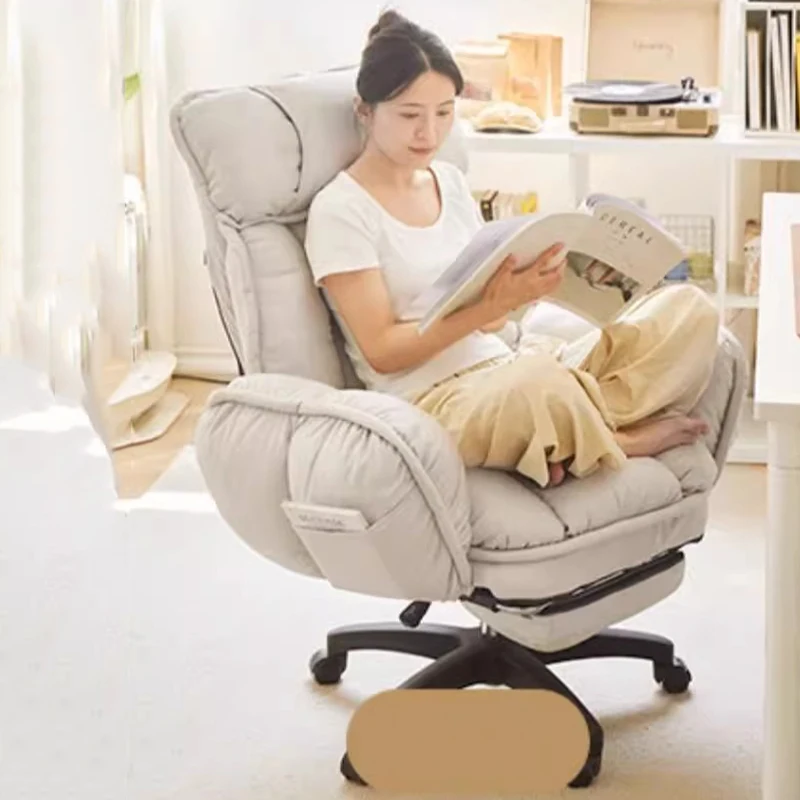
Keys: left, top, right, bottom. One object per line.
{"left": 453, "top": 32, "right": 564, "bottom": 123}
{"left": 497, "top": 32, "right": 563, "bottom": 120}
{"left": 452, "top": 40, "right": 511, "bottom": 121}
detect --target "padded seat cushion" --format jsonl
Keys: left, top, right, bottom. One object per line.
{"left": 525, "top": 458, "right": 683, "bottom": 538}
{"left": 468, "top": 443, "right": 717, "bottom": 551}
{"left": 464, "top": 447, "right": 716, "bottom": 602}
{"left": 469, "top": 492, "right": 708, "bottom": 601}
{"left": 466, "top": 469, "right": 565, "bottom": 550}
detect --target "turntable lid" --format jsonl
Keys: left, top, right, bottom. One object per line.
{"left": 585, "top": 0, "right": 720, "bottom": 88}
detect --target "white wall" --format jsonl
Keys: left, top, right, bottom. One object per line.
{"left": 19, "top": 0, "right": 128, "bottom": 369}
{"left": 161, "top": 0, "right": 747, "bottom": 378}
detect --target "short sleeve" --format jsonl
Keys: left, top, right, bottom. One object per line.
{"left": 304, "top": 184, "right": 381, "bottom": 286}
{"left": 435, "top": 160, "right": 485, "bottom": 233}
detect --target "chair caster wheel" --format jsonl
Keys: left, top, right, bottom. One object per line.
{"left": 309, "top": 649, "right": 347, "bottom": 685}
{"left": 569, "top": 753, "right": 602, "bottom": 788}
{"left": 654, "top": 657, "right": 692, "bottom": 694}
{"left": 340, "top": 752, "right": 367, "bottom": 785}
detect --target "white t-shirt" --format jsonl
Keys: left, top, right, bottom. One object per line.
{"left": 304, "top": 160, "right": 512, "bottom": 399}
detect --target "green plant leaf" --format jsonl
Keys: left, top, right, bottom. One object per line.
{"left": 123, "top": 73, "right": 141, "bottom": 102}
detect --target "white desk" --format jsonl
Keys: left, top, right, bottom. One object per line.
{"left": 753, "top": 193, "right": 800, "bottom": 800}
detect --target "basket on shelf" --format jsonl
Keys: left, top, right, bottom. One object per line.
{"left": 658, "top": 213, "right": 716, "bottom": 288}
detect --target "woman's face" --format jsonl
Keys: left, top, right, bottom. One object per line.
{"left": 362, "top": 70, "right": 457, "bottom": 167}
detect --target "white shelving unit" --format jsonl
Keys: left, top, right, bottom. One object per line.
{"left": 456, "top": 0, "right": 800, "bottom": 466}
{"left": 463, "top": 117, "right": 770, "bottom": 464}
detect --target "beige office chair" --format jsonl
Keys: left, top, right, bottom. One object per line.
{"left": 170, "top": 66, "right": 748, "bottom": 788}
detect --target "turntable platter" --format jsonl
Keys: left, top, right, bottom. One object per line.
{"left": 564, "top": 80, "right": 687, "bottom": 105}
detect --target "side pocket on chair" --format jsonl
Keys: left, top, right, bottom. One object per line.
{"left": 280, "top": 500, "right": 409, "bottom": 598}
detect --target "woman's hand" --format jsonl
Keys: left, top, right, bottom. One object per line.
{"left": 479, "top": 314, "right": 509, "bottom": 333}
{"left": 478, "top": 242, "right": 567, "bottom": 320}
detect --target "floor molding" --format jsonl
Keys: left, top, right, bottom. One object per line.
{"left": 174, "top": 346, "right": 238, "bottom": 382}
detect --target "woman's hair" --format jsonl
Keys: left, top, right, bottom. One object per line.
{"left": 356, "top": 9, "right": 464, "bottom": 104}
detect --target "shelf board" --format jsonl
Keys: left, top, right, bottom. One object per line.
{"left": 741, "top": 0, "right": 800, "bottom": 10}
{"left": 463, "top": 115, "right": 800, "bottom": 161}
{"left": 463, "top": 117, "right": 731, "bottom": 157}
{"left": 726, "top": 291, "right": 760, "bottom": 309}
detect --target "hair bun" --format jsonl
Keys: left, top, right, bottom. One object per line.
{"left": 357, "top": 10, "right": 464, "bottom": 105}
{"left": 367, "top": 9, "right": 408, "bottom": 42}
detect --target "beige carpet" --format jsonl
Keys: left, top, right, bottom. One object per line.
{"left": 112, "top": 447, "right": 765, "bottom": 800}
{"left": 2, "top": 412, "right": 764, "bottom": 800}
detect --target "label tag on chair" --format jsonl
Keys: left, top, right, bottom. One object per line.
{"left": 280, "top": 500, "right": 368, "bottom": 532}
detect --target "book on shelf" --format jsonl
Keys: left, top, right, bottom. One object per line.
{"left": 472, "top": 189, "right": 539, "bottom": 221}
{"left": 411, "top": 194, "right": 690, "bottom": 333}
{"left": 745, "top": 8, "right": 800, "bottom": 132}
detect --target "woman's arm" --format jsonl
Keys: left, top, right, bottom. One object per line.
{"left": 321, "top": 268, "right": 499, "bottom": 374}
{"left": 321, "top": 243, "right": 566, "bottom": 375}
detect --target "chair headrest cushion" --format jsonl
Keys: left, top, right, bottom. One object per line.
{"left": 170, "top": 66, "right": 468, "bottom": 227}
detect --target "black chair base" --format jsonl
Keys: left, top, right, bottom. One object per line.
{"left": 310, "top": 621, "right": 692, "bottom": 789}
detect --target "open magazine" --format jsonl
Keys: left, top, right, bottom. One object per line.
{"left": 412, "top": 194, "right": 688, "bottom": 332}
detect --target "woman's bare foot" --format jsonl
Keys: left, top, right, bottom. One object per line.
{"left": 547, "top": 461, "right": 567, "bottom": 486}
{"left": 615, "top": 415, "right": 709, "bottom": 458}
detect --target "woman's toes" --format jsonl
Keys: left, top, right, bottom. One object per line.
{"left": 548, "top": 461, "right": 566, "bottom": 486}
{"left": 684, "top": 416, "right": 709, "bottom": 436}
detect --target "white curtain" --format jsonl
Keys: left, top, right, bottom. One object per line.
{"left": 137, "top": 0, "right": 174, "bottom": 355}
{"left": 0, "top": 0, "right": 23, "bottom": 358}
{"left": 2, "top": 0, "right": 128, "bottom": 402}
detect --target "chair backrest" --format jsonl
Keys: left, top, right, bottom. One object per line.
{"left": 170, "top": 66, "right": 470, "bottom": 388}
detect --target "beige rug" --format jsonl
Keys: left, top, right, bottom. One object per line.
{"left": 117, "top": 447, "right": 764, "bottom": 800}
{"left": 2, "top": 418, "right": 763, "bottom": 800}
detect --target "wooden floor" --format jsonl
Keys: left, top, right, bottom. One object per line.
{"left": 111, "top": 377, "right": 223, "bottom": 499}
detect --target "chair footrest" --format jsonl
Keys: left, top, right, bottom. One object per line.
{"left": 462, "top": 552, "right": 687, "bottom": 653}
{"left": 473, "top": 547, "right": 688, "bottom": 618}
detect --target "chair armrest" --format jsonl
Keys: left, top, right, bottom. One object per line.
{"left": 194, "top": 373, "right": 473, "bottom": 601}
{"left": 692, "top": 325, "right": 750, "bottom": 472}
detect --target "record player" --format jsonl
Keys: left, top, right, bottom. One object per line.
{"left": 565, "top": 0, "right": 724, "bottom": 138}
{"left": 565, "top": 76, "right": 721, "bottom": 137}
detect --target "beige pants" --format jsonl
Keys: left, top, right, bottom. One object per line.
{"left": 411, "top": 284, "right": 720, "bottom": 487}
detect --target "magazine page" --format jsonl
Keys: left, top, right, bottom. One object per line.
{"left": 581, "top": 194, "right": 685, "bottom": 256}
{"left": 414, "top": 211, "right": 591, "bottom": 332}
{"left": 544, "top": 197, "right": 687, "bottom": 325}
{"left": 410, "top": 213, "right": 534, "bottom": 327}
{"left": 414, "top": 196, "right": 687, "bottom": 332}
{"left": 577, "top": 194, "right": 686, "bottom": 281}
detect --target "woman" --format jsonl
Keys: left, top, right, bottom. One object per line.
{"left": 305, "top": 10, "right": 719, "bottom": 488}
